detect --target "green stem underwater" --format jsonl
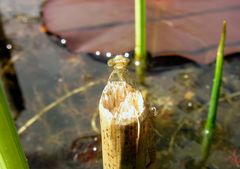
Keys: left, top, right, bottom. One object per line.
{"left": 199, "top": 21, "right": 226, "bottom": 167}
{"left": 135, "top": 0, "right": 147, "bottom": 84}
{"left": 0, "top": 81, "right": 29, "bottom": 169}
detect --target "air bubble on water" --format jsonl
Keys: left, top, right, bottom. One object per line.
{"left": 6, "top": 44, "right": 12, "bottom": 50}
{"left": 124, "top": 52, "right": 130, "bottom": 58}
{"left": 106, "top": 52, "right": 112, "bottom": 58}
{"left": 60, "top": 38, "right": 67, "bottom": 45}
{"left": 93, "top": 147, "right": 97, "bottom": 152}
{"left": 95, "top": 51, "right": 101, "bottom": 56}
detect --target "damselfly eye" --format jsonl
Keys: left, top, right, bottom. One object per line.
{"left": 107, "top": 59, "right": 114, "bottom": 67}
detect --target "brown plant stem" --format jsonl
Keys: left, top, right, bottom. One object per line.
{"left": 99, "top": 81, "right": 154, "bottom": 169}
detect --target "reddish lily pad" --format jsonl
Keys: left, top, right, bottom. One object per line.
{"left": 42, "top": 0, "right": 240, "bottom": 64}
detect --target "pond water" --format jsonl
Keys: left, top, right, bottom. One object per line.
{"left": 0, "top": 1, "right": 240, "bottom": 169}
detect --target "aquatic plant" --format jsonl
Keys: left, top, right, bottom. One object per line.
{"left": 0, "top": 81, "right": 29, "bottom": 169}
{"left": 199, "top": 21, "right": 226, "bottom": 166}
{"left": 135, "top": 0, "right": 147, "bottom": 83}
{"left": 42, "top": 0, "right": 239, "bottom": 64}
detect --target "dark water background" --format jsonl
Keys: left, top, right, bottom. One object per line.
{"left": 0, "top": 0, "right": 240, "bottom": 169}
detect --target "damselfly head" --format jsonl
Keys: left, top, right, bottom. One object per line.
{"left": 108, "top": 55, "right": 130, "bottom": 70}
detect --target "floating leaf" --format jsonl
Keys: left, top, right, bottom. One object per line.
{"left": 42, "top": 0, "right": 240, "bottom": 64}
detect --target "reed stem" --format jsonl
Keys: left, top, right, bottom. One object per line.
{"left": 0, "top": 81, "right": 29, "bottom": 169}
{"left": 135, "top": 0, "right": 147, "bottom": 83}
{"left": 199, "top": 21, "right": 226, "bottom": 165}
{"left": 99, "top": 56, "right": 154, "bottom": 169}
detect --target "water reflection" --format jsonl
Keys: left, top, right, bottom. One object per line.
{"left": 0, "top": 13, "right": 25, "bottom": 120}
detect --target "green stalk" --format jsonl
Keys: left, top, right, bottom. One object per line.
{"left": 0, "top": 81, "right": 29, "bottom": 169}
{"left": 199, "top": 21, "right": 226, "bottom": 165}
{"left": 135, "top": 0, "right": 147, "bottom": 84}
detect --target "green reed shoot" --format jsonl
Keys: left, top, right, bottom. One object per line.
{"left": 135, "top": 0, "right": 147, "bottom": 83}
{"left": 0, "top": 81, "right": 29, "bottom": 169}
{"left": 200, "top": 21, "right": 226, "bottom": 165}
